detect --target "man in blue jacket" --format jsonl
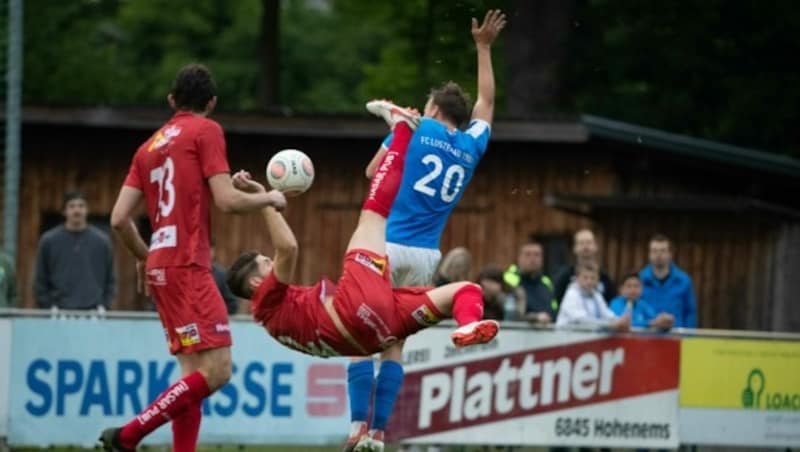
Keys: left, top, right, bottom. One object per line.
{"left": 639, "top": 234, "right": 697, "bottom": 328}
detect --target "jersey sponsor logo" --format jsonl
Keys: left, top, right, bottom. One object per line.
{"left": 354, "top": 252, "right": 386, "bottom": 276}
{"left": 411, "top": 305, "right": 441, "bottom": 326}
{"left": 148, "top": 125, "right": 181, "bottom": 153}
{"left": 147, "top": 268, "right": 167, "bottom": 286}
{"left": 175, "top": 323, "right": 201, "bottom": 347}
{"left": 149, "top": 225, "right": 177, "bottom": 251}
{"left": 215, "top": 323, "right": 231, "bottom": 334}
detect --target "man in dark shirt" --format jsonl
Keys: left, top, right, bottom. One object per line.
{"left": 211, "top": 239, "right": 240, "bottom": 315}
{"left": 553, "top": 228, "right": 616, "bottom": 304}
{"left": 34, "top": 191, "right": 115, "bottom": 309}
{"left": 504, "top": 241, "right": 557, "bottom": 324}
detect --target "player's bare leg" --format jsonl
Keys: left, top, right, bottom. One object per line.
{"left": 426, "top": 282, "right": 499, "bottom": 347}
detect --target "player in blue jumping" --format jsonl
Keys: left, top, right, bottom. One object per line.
{"left": 343, "top": 9, "right": 507, "bottom": 452}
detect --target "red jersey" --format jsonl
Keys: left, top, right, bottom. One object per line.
{"left": 124, "top": 111, "right": 229, "bottom": 270}
{"left": 251, "top": 272, "right": 361, "bottom": 357}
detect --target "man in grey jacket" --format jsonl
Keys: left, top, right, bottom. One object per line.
{"left": 34, "top": 190, "right": 115, "bottom": 309}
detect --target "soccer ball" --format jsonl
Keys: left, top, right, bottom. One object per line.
{"left": 265, "top": 149, "right": 315, "bottom": 196}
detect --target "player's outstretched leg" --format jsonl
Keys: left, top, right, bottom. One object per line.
{"left": 425, "top": 282, "right": 499, "bottom": 347}
{"left": 366, "top": 99, "right": 420, "bottom": 130}
{"left": 347, "top": 119, "right": 415, "bottom": 253}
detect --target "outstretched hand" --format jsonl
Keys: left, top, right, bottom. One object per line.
{"left": 471, "top": 9, "right": 507, "bottom": 47}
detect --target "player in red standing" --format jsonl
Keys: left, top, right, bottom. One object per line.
{"left": 100, "top": 63, "right": 286, "bottom": 452}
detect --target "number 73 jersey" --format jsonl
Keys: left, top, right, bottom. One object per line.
{"left": 123, "top": 111, "right": 230, "bottom": 270}
{"left": 386, "top": 117, "right": 491, "bottom": 249}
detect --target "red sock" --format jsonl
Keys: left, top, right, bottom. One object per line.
{"left": 118, "top": 371, "right": 211, "bottom": 449}
{"left": 172, "top": 399, "right": 202, "bottom": 452}
{"left": 362, "top": 122, "right": 413, "bottom": 218}
{"left": 452, "top": 284, "right": 484, "bottom": 326}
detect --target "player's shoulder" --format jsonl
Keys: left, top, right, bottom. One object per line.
{"left": 193, "top": 115, "right": 224, "bottom": 134}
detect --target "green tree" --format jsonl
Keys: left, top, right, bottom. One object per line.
{"left": 564, "top": 0, "right": 800, "bottom": 156}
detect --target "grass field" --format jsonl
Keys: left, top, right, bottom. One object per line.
{"left": 6, "top": 446, "right": 557, "bottom": 452}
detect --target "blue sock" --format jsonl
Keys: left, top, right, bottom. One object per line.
{"left": 371, "top": 360, "right": 404, "bottom": 431}
{"left": 347, "top": 360, "right": 374, "bottom": 423}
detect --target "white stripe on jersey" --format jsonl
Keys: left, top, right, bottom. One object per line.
{"left": 466, "top": 119, "right": 491, "bottom": 139}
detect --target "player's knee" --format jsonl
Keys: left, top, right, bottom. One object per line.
{"left": 201, "top": 348, "right": 233, "bottom": 390}
{"left": 380, "top": 341, "right": 405, "bottom": 362}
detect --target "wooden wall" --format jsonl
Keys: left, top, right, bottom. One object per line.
{"left": 14, "top": 122, "right": 794, "bottom": 331}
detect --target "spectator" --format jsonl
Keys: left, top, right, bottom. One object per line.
{"left": 556, "top": 261, "right": 630, "bottom": 332}
{"left": 640, "top": 234, "right": 697, "bottom": 328}
{"left": 503, "top": 241, "right": 557, "bottom": 324}
{"left": 0, "top": 250, "right": 18, "bottom": 308}
{"left": 211, "top": 238, "right": 240, "bottom": 315}
{"left": 34, "top": 190, "right": 115, "bottom": 310}
{"left": 554, "top": 228, "right": 617, "bottom": 303}
{"left": 478, "top": 266, "right": 505, "bottom": 321}
{"left": 432, "top": 246, "right": 471, "bottom": 287}
{"left": 609, "top": 272, "right": 674, "bottom": 330}
{"left": 478, "top": 265, "right": 522, "bottom": 321}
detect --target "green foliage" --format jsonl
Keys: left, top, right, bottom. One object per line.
{"left": 24, "top": 0, "right": 262, "bottom": 109}
{"left": 564, "top": 0, "right": 800, "bottom": 156}
{"left": 18, "top": 0, "right": 799, "bottom": 155}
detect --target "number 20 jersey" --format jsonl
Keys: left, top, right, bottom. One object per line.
{"left": 385, "top": 117, "right": 491, "bottom": 249}
{"left": 123, "top": 111, "right": 230, "bottom": 270}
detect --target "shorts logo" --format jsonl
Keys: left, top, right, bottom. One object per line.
{"left": 148, "top": 268, "right": 167, "bottom": 286}
{"left": 356, "top": 303, "right": 396, "bottom": 348}
{"left": 411, "top": 305, "right": 440, "bottom": 326}
{"left": 354, "top": 253, "right": 386, "bottom": 276}
{"left": 175, "top": 323, "right": 201, "bottom": 347}
{"left": 215, "top": 323, "right": 231, "bottom": 334}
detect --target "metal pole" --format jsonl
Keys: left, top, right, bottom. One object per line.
{"left": 3, "top": 0, "right": 22, "bottom": 259}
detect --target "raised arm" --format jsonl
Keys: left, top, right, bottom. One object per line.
{"left": 262, "top": 207, "right": 298, "bottom": 284}
{"left": 470, "top": 9, "right": 506, "bottom": 125}
{"left": 208, "top": 173, "right": 287, "bottom": 214}
{"left": 231, "top": 171, "right": 295, "bottom": 283}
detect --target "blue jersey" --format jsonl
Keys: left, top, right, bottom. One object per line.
{"left": 385, "top": 117, "right": 491, "bottom": 249}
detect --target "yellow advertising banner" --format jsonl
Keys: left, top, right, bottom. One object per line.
{"left": 680, "top": 337, "right": 800, "bottom": 410}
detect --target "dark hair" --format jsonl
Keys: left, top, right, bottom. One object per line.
{"left": 170, "top": 63, "right": 217, "bottom": 112}
{"left": 650, "top": 233, "right": 671, "bottom": 249}
{"left": 478, "top": 265, "right": 504, "bottom": 285}
{"left": 62, "top": 190, "right": 87, "bottom": 209}
{"left": 226, "top": 250, "right": 260, "bottom": 299}
{"left": 620, "top": 271, "right": 641, "bottom": 285}
{"left": 430, "top": 81, "right": 471, "bottom": 129}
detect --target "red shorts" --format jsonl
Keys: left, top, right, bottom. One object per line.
{"left": 147, "top": 265, "right": 232, "bottom": 355}
{"left": 333, "top": 249, "right": 444, "bottom": 354}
